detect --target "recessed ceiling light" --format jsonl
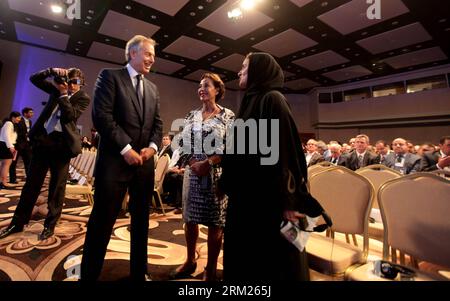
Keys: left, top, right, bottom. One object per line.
{"left": 219, "top": 52, "right": 223, "bottom": 55}
{"left": 321, "top": 33, "right": 327, "bottom": 37}
{"left": 345, "top": 48, "right": 351, "bottom": 51}
{"left": 207, "top": 58, "right": 212, "bottom": 61}
{"left": 197, "top": 32, "right": 203, "bottom": 36}
{"left": 75, "top": 48, "right": 80, "bottom": 51}
{"left": 84, "top": 21, "right": 90, "bottom": 25}
{"left": 163, "top": 34, "right": 169, "bottom": 38}
{"left": 250, "top": 37, "right": 255, "bottom": 40}
{"left": 213, "top": 55, "right": 217, "bottom": 58}
{"left": 180, "top": 59, "right": 184, "bottom": 62}
{"left": 164, "top": 54, "right": 169, "bottom": 58}
{"left": 25, "top": 17, "right": 32, "bottom": 22}
{"left": 311, "top": 49, "right": 316, "bottom": 52}
{"left": 53, "top": 24, "right": 59, "bottom": 29}
{"left": 439, "top": 18, "right": 447, "bottom": 23}
{"left": 51, "top": 4, "right": 63, "bottom": 14}
{"left": 301, "top": 52, "right": 306, "bottom": 55}
{"left": 416, "top": 45, "right": 422, "bottom": 48}
{"left": 268, "top": 28, "right": 274, "bottom": 32}
{"left": 77, "top": 41, "right": 83, "bottom": 44}
{"left": 39, "top": 1, "right": 43, "bottom": 5}
{"left": 86, "top": 16, "right": 92, "bottom": 20}
{"left": 341, "top": 64, "right": 346, "bottom": 67}
{"left": 308, "top": 25, "right": 314, "bottom": 30}
{"left": 105, "top": 38, "right": 110, "bottom": 42}
{"left": 125, "top": 5, "right": 132, "bottom": 10}
{"left": 402, "top": 48, "right": 409, "bottom": 52}
{"left": 216, "top": 38, "right": 221, "bottom": 42}
{"left": 392, "top": 21, "right": 399, "bottom": 25}
{"left": 198, "top": 5, "right": 204, "bottom": 10}
{"left": 274, "top": 5, "right": 280, "bottom": 10}
{"left": 190, "top": 12, "right": 196, "bottom": 16}
{"left": 321, "top": 2, "right": 328, "bottom": 7}
{"left": 151, "top": 15, "right": 156, "bottom": 19}
{"left": 389, "top": 52, "right": 394, "bottom": 55}
{"left": 292, "top": 55, "right": 297, "bottom": 59}
{"left": 88, "top": 10, "right": 94, "bottom": 14}
{"left": 361, "top": 31, "right": 368, "bottom": 36}
{"left": 354, "top": 53, "right": 360, "bottom": 56}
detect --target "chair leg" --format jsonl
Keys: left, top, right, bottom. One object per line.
{"left": 156, "top": 192, "right": 166, "bottom": 215}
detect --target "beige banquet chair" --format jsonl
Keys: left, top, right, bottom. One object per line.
{"left": 307, "top": 166, "right": 374, "bottom": 276}
{"left": 356, "top": 164, "right": 402, "bottom": 240}
{"left": 152, "top": 153, "right": 170, "bottom": 215}
{"left": 307, "top": 161, "right": 333, "bottom": 179}
{"left": 346, "top": 173, "right": 450, "bottom": 281}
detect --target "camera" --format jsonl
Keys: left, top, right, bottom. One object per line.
{"left": 54, "top": 75, "right": 69, "bottom": 85}
{"left": 373, "top": 260, "right": 416, "bottom": 280}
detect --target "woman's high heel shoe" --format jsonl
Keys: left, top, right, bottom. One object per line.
{"left": 169, "top": 262, "right": 197, "bottom": 280}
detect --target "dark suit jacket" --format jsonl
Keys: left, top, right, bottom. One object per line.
{"left": 420, "top": 151, "right": 441, "bottom": 171}
{"left": 342, "top": 151, "right": 378, "bottom": 171}
{"left": 158, "top": 145, "right": 173, "bottom": 158}
{"left": 15, "top": 118, "right": 31, "bottom": 150}
{"left": 92, "top": 67, "right": 163, "bottom": 181}
{"left": 28, "top": 69, "right": 90, "bottom": 158}
{"left": 327, "top": 156, "right": 346, "bottom": 166}
{"left": 383, "top": 152, "right": 421, "bottom": 174}
{"left": 306, "top": 152, "right": 325, "bottom": 167}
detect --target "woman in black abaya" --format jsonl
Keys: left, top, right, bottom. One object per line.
{"left": 220, "top": 52, "right": 310, "bottom": 280}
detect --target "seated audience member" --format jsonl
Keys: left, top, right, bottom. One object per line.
{"left": 90, "top": 128, "right": 99, "bottom": 149}
{"left": 406, "top": 141, "right": 416, "bottom": 154}
{"left": 383, "top": 138, "right": 421, "bottom": 174}
{"left": 417, "top": 143, "right": 435, "bottom": 157}
{"left": 341, "top": 143, "right": 352, "bottom": 154}
{"left": 304, "top": 139, "right": 324, "bottom": 167}
{"left": 162, "top": 148, "right": 184, "bottom": 209}
{"left": 375, "top": 140, "right": 391, "bottom": 164}
{"left": 348, "top": 137, "right": 356, "bottom": 151}
{"left": 341, "top": 134, "right": 377, "bottom": 171}
{"left": 81, "top": 136, "right": 92, "bottom": 149}
{"left": 316, "top": 140, "right": 330, "bottom": 161}
{"left": 157, "top": 134, "right": 173, "bottom": 158}
{"left": 327, "top": 143, "right": 345, "bottom": 165}
{"left": 420, "top": 136, "right": 450, "bottom": 171}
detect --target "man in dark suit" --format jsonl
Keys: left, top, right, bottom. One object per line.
{"left": 157, "top": 134, "right": 173, "bottom": 158}
{"left": 9, "top": 107, "right": 34, "bottom": 183}
{"left": 81, "top": 35, "right": 163, "bottom": 281}
{"left": 326, "top": 143, "right": 346, "bottom": 165}
{"left": 420, "top": 135, "right": 450, "bottom": 171}
{"left": 383, "top": 138, "right": 421, "bottom": 174}
{"left": 341, "top": 134, "right": 378, "bottom": 170}
{"left": 0, "top": 67, "right": 90, "bottom": 240}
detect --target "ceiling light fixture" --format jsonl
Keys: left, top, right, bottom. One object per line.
{"left": 227, "top": 0, "right": 264, "bottom": 20}
{"left": 51, "top": 4, "right": 63, "bottom": 14}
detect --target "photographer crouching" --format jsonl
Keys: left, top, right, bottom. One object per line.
{"left": 0, "top": 67, "right": 90, "bottom": 240}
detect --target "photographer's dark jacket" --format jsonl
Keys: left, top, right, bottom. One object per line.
{"left": 28, "top": 68, "right": 90, "bottom": 158}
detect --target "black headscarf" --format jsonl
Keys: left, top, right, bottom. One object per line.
{"left": 237, "top": 53, "right": 284, "bottom": 120}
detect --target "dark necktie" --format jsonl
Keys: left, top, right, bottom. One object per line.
{"left": 135, "top": 74, "right": 144, "bottom": 113}
{"left": 358, "top": 154, "right": 364, "bottom": 167}
{"left": 396, "top": 154, "right": 403, "bottom": 163}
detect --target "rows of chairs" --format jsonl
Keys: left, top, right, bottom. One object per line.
{"left": 66, "top": 148, "right": 97, "bottom": 205}
{"left": 305, "top": 164, "right": 450, "bottom": 280}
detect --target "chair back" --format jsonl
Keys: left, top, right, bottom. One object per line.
{"left": 309, "top": 166, "right": 374, "bottom": 256}
{"left": 356, "top": 164, "right": 402, "bottom": 209}
{"left": 154, "top": 154, "right": 170, "bottom": 191}
{"left": 378, "top": 173, "right": 450, "bottom": 268}
{"left": 308, "top": 163, "right": 333, "bottom": 179}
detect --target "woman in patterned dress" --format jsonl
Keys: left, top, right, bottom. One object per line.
{"left": 170, "top": 73, "right": 234, "bottom": 281}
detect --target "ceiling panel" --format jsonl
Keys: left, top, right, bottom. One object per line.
{"left": 14, "top": 22, "right": 69, "bottom": 51}
{"left": 252, "top": 29, "right": 318, "bottom": 57}
{"left": 323, "top": 65, "right": 373, "bottom": 81}
{"left": 317, "top": 0, "right": 409, "bottom": 35}
{"left": 293, "top": 50, "right": 350, "bottom": 71}
{"left": 133, "top": 0, "right": 189, "bottom": 16}
{"left": 163, "top": 36, "right": 219, "bottom": 60}
{"left": 356, "top": 22, "right": 432, "bottom": 54}
{"left": 383, "top": 47, "right": 448, "bottom": 69}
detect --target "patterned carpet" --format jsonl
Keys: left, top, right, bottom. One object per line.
{"left": 0, "top": 165, "right": 219, "bottom": 281}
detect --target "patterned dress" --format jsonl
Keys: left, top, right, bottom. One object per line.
{"left": 180, "top": 105, "right": 234, "bottom": 227}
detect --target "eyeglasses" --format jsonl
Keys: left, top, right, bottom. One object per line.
{"left": 68, "top": 78, "right": 82, "bottom": 85}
